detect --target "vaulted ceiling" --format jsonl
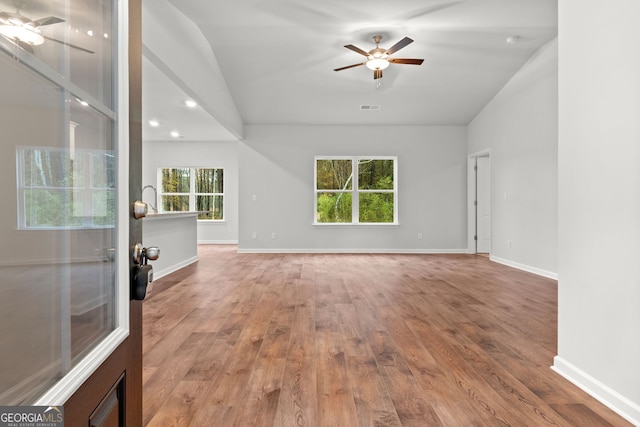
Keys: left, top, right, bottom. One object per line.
{"left": 142, "top": 0, "right": 557, "bottom": 141}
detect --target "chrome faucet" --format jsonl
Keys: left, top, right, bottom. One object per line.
{"left": 142, "top": 185, "right": 158, "bottom": 213}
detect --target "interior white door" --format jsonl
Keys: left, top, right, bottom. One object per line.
{"left": 476, "top": 157, "right": 491, "bottom": 253}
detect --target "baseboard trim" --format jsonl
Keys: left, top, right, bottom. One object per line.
{"left": 236, "top": 248, "right": 469, "bottom": 254}
{"left": 490, "top": 255, "right": 558, "bottom": 280}
{"left": 152, "top": 256, "right": 199, "bottom": 281}
{"left": 551, "top": 356, "right": 640, "bottom": 426}
{"left": 198, "top": 240, "right": 239, "bottom": 245}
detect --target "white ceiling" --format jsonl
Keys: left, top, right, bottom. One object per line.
{"left": 143, "top": 0, "right": 557, "bottom": 140}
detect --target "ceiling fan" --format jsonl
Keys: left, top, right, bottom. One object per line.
{"left": 0, "top": 6, "right": 93, "bottom": 54}
{"left": 334, "top": 35, "right": 424, "bottom": 80}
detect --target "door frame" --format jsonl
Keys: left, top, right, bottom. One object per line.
{"left": 467, "top": 149, "right": 491, "bottom": 254}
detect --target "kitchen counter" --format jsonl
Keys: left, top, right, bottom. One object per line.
{"left": 142, "top": 212, "right": 199, "bottom": 280}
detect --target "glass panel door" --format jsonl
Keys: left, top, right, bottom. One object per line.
{"left": 0, "top": 0, "right": 117, "bottom": 405}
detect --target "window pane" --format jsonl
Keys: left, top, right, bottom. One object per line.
{"left": 316, "top": 159, "right": 353, "bottom": 190}
{"left": 24, "top": 189, "right": 83, "bottom": 227}
{"left": 2, "top": 33, "right": 117, "bottom": 405}
{"left": 91, "top": 152, "right": 116, "bottom": 189}
{"left": 161, "top": 195, "right": 189, "bottom": 212}
{"left": 23, "top": 149, "right": 84, "bottom": 188}
{"left": 316, "top": 192, "right": 352, "bottom": 223}
{"left": 161, "top": 168, "right": 190, "bottom": 193}
{"left": 69, "top": 0, "right": 115, "bottom": 108}
{"left": 92, "top": 190, "right": 115, "bottom": 226}
{"left": 358, "top": 159, "right": 394, "bottom": 190}
{"left": 195, "top": 168, "right": 223, "bottom": 193}
{"left": 359, "top": 193, "right": 395, "bottom": 223}
{"left": 197, "top": 195, "right": 223, "bottom": 220}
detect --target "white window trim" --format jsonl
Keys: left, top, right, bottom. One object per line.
{"left": 314, "top": 156, "right": 398, "bottom": 226}
{"left": 16, "top": 146, "right": 116, "bottom": 230}
{"left": 157, "top": 166, "right": 225, "bottom": 221}
{"left": 34, "top": 0, "right": 130, "bottom": 406}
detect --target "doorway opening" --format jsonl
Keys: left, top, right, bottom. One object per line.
{"left": 468, "top": 150, "right": 491, "bottom": 255}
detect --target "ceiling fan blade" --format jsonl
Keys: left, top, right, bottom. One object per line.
{"left": 374, "top": 69, "right": 383, "bottom": 80}
{"left": 344, "top": 44, "right": 370, "bottom": 57}
{"left": 388, "top": 58, "right": 424, "bottom": 65}
{"left": 385, "top": 37, "right": 413, "bottom": 56}
{"left": 32, "top": 16, "right": 65, "bottom": 27}
{"left": 334, "top": 62, "right": 365, "bottom": 71}
{"left": 42, "top": 35, "right": 94, "bottom": 54}
{"left": 16, "top": 39, "right": 34, "bottom": 53}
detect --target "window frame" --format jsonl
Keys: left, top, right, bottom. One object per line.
{"left": 157, "top": 167, "right": 225, "bottom": 221}
{"left": 16, "top": 146, "right": 116, "bottom": 230}
{"left": 314, "top": 156, "right": 398, "bottom": 226}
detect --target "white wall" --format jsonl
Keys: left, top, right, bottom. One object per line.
{"left": 142, "top": 0, "right": 243, "bottom": 139}
{"left": 554, "top": 1, "right": 640, "bottom": 424}
{"left": 142, "top": 140, "right": 239, "bottom": 243}
{"left": 467, "top": 38, "right": 558, "bottom": 278}
{"left": 238, "top": 125, "right": 467, "bottom": 252}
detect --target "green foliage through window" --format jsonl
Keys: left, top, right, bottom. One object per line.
{"left": 315, "top": 157, "right": 396, "bottom": 224}
{"left": 18, "top": 147, "right": 116, "bottom": 229}
{"left": 159, "top": 167, "right": 224, "bottom": 220}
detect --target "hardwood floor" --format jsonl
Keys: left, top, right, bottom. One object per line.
{"left": 142, "top": 245, "right": 631, "bottom": 426}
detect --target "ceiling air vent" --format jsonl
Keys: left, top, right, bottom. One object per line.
{"left": 360, "top": 105, "right": 381, "bottom": 111}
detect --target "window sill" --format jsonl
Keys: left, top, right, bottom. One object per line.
{"left": 313, "top": 222, "right": 399, "bottom": 229}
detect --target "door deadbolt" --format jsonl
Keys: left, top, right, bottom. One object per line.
{"left": 133, "top": 200, "right": 148, "bottom": 219}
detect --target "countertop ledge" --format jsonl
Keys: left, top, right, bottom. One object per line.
{"left": 144, "top": 212, "right": 204, "bottom": 220}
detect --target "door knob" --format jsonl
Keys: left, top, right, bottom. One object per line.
{"left": 132, "top": 243, "right": 160, "bottom": 264}
{"left": 132, "top": 244, "right": 160, "bottom": 300}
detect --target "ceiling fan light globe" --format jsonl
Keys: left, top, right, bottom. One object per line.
{"left": 0, "top": 24, "right": 45, "bottom": 45}
{"left": 366, "top": 58, "right": 389, "bottom": 70}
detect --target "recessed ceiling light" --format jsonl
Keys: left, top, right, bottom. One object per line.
{"left": 87, "top": 30, "right": 93, "bottom": 37}
{"left": 148, "top": 120, "right": 160, "bottom": 127}
{"left": 103, "top": 33, "right": 109, "bottom": 39}
{"left": 170, "top": 131, "right": 181, "bottom": 138}
{"left": 184, "top": 99, "right": 197, "bottom": 108}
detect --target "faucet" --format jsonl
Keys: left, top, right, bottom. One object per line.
{"left": 142, "top": 185, "right": 158, "bottom": 213}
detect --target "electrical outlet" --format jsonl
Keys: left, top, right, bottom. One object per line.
{"left": 508, "top": 239, "right": 512, "bottom": 248}
{"left": 252, "top": 194, "right": 257, "bottom": 202}
{"left": 417, "top": 232, "right": 423, "bottom": 240}
{"left": 271, "top": 232, "right": 276, "bottom": 240}
{"left": 252, "top": 232, "right": 257, "bottom": 239}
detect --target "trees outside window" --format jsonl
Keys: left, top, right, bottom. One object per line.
{"left": 17, "top": 146, "right": 116, "bottom": 229}
{"left": 315, "top": 157, "right": 397, "bottom": 224}
{"left": 159, "top": 167, "right": 224, "bottom": 220}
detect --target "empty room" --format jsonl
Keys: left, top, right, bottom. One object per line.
{"left": 1, "top": 0, "right": 638, "bottom": 426}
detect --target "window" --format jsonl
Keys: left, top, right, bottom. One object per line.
{"left": 315, "top": 157, "right": 397, "bottom": 224}
{"left": 159, "top": 167, "right": 224, "bottom": 220}
{"left": 17, "top": 146, "right": 116, "bottom": 229}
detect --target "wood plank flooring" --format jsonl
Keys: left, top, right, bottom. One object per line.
{"left": 142, "top": 245, "right": 631, "bottom": 426}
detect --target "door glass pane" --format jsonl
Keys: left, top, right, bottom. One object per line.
{"left": 5, "top": 0, "right": 116, "bottom": 108}
{"left": 0, "top": 0, "right": 117, "bottom": 405}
